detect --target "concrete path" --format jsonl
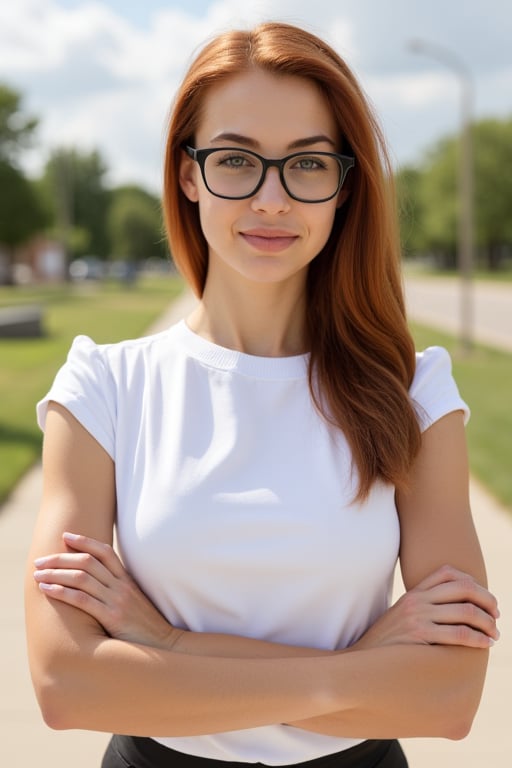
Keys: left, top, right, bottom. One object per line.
{"left": 1, "top": 283, "right": 510, "bottom": 766}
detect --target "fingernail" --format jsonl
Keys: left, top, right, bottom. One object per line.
{"left": 63, "top": 532, "right": 80, "bottom": 540}
{"left": 34, "top": 557, "right": 47, "bottom": 567}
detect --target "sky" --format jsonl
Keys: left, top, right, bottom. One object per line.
{"left": 1, "top": 0, "right": 511, "bottom": 193}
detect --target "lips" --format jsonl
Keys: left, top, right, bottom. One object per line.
{"left": 240, "top": 228, "right": 299, "bottom": 253}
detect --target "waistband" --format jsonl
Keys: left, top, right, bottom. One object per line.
{"left": 110, "top": 735, "right": 399, "bottom": 768}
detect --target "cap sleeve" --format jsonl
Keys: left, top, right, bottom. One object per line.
{"left": 410, "top": 346, "right": 470, "bottom": 432}
{"left": 36, "top": 335, "right": 116, "bottom": 459}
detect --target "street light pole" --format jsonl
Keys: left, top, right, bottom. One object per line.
{"left": 408, "top": 39, "right": 475, "bottom": 353}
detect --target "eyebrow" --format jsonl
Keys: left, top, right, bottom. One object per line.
{"left": 210, "top": 132, "right": 337, "bottom": 150}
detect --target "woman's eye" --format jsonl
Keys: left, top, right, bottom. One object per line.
{"left": 218, "top": 154, "right": 252, "bottom": 168}
{"left": 294, "top": 157, "right": 325, "bottom": 171}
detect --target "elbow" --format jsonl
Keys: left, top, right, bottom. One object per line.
{"left": 436, "top": 648, "right": 488, "bottom": 741}
{"left": 34, "top": 678, "right": 75, "bottom": 730}
{"left": 442, "top": 714, "right": 474, "bottom": 742}
{"left": 34, "top": 676, "right": 82, "bottom": 731}
{"left": 436, "top": 680, "right": 484, "bottom": 741}
{"left": 30, "top": 657, "right": 87, "bottom": 730}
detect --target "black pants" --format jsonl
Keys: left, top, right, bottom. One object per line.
{"left": 101, "top": 735, "right": 409, "bottom": 768}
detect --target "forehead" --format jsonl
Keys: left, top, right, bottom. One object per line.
{"left": 196, "top": 68, "right": 339, "bottom": 150}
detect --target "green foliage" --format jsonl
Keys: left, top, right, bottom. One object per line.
{"left": 421, "top": 137, "right": 458, "bottom": 254}
{"left": 41, "top": 148, "right": 111, "bottom": 259}
{"left": 472, "top": 118, "right": 512, "bottom": 267}
{"left": 108, "top": 185, "right": 166, "bottom": 262}
{"left": 396, "top": 166, "right": 427, "bottom": 256}
{"left": 0, "top": 162, "right": 47, "bottom": 247}
{"left": 396, "top": 117, "right": 512, "bottom": 270}
{"left": 0, "top": 276, "right": 184, "bottom": 503}
{"left": 0, "top": 84, "right": 45, "bottom": 270}
{"left": 0, "top": 83, "right": 38, "bottom": 165}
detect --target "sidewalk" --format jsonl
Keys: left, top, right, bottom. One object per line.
{"left": 1, "top": 287, "right": 510, "bottom": 766}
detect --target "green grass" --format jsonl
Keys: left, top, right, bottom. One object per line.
{"left": 411, "top": 323, "right": 512, "bottom": 510}
{"left": 0, "top": 275, "right": 184, "bottom": 503}
{"left": 404, "top": 261, "right": 512, "bottom": 283}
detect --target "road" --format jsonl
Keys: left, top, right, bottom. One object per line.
{"left": 405, "top": 275, "right": 512, "bottom": 351}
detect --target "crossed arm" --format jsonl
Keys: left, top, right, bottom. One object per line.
{"left": 25, "top": 403, "right": 499, "bottom": 739}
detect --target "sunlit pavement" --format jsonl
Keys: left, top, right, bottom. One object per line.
{"left": 405, "top": 275, "right": 512, "bottom": 352}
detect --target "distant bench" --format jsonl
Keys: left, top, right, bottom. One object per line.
{"left": 0, "top": 305, "right": 45, "bottom": 338}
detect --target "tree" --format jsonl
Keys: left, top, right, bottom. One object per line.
{"left": 418, "top": 137, "right": 458, "bottom": 269}
{"left": 0, "top": 83, "right": 38, "bottom": 166}
{"left": 395, "top": 166, "right": 428, "bottom": 258}
{"left": 472, "top": 118, "right": 512, "bottom": 269}
{"left": 41, "top": 148, "right": 111, "bottom": 261}
{"left": 108, "top": 185, "right": 167, "bottom": 264}
{"left": 396, "top": 117, "right": 512, "bottom": 270}
{"left": 0, "top": 84, "right": 45, "bottom": 282}
{"left": 0, "top": 162, "right": 47, "bottom": 246}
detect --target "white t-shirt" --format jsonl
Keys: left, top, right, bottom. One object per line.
{"left": 37, "top": 320, "right": 469, "bottom": 765}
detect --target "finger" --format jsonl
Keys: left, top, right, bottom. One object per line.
{"left": 36, "top": 580, "right": 111, "bottom": 628}
{"left": 34, "top": 567, "right": 107, "bottom": 603}
{"left": 62, "top": 532, "right": 126, "bottom": 579}
{"left": 427, "top": 579, "right": 499, "bottom": 618}
{"left": 424, "top": 621, "right": 497, "bottom": 649}
{"left": 430, "top": 602, "right": 500, "bottom": 641}
{"left": 411, "top": 565, "right": 499, "bottom": 618}
{"left": 34, "top": 552, "right": 114, "bottom": 589}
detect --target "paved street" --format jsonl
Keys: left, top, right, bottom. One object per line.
{"left": 0, "top": 281, "right": 510, "bottom": 766}
{"left": 405, "top": 275, "right": 512, "bottom": 351}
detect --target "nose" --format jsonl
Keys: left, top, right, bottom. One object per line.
{"left": 250, "top": 167, "right": 291, "bottom": 214}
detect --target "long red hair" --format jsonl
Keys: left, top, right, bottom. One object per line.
{"left": 163, "top": 22, "right": 421, "bottom": 499}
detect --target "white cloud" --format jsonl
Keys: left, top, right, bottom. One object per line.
{"left": 368, "top": 73, "right": 453, "bottom": 109}
{"left": 1, "top": 0, "right": 511, "bottom": 190}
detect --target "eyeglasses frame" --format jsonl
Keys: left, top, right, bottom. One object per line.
{"left": 183, "top": 145, "right": 355, "bottom": 204}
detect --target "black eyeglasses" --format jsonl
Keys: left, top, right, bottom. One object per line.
{"left": 183, "top": 145, "right": 355, "bottom": 203}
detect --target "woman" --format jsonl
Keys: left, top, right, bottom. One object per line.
{"left": 26, "top": 22, "right": 499, "bottom": 768}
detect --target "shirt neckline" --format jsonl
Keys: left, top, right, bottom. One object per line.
{"left": 173, "top": 319, "right": 309, "bottom": 380}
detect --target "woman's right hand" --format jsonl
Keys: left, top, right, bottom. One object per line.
{"left": 33, "top": 532, "right": 185, "bottom": 651}
{"left": 352, "top": 565, "right": 500, "bottom": 652}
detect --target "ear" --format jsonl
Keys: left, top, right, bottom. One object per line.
{"left": 179, "top": 149, "right": 200, "bottom": 202}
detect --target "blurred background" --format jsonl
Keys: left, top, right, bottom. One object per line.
{"left": 0, "top": 1, "right": 510, "bottom": 766}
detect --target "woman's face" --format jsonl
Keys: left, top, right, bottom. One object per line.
{"left": 179, "top": 68, "right": 345, "bottom": 291}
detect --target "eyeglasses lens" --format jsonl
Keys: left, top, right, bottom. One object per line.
{"left": 203, "top": 150, "right": 342, "bottom": 201}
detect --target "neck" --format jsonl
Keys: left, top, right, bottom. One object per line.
{"left": 187, "top": 270, "right": 308, "bottom": 358}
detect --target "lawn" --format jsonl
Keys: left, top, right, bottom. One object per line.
{"left": 0, "top": 275, "right": 184, "bottom": 503}
{"left": 411, "top": 323, "right": 512, "bottom": 510}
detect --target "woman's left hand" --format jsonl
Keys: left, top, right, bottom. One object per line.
{"left": 33, "top": 532, "right": 183, "bottom": 650}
